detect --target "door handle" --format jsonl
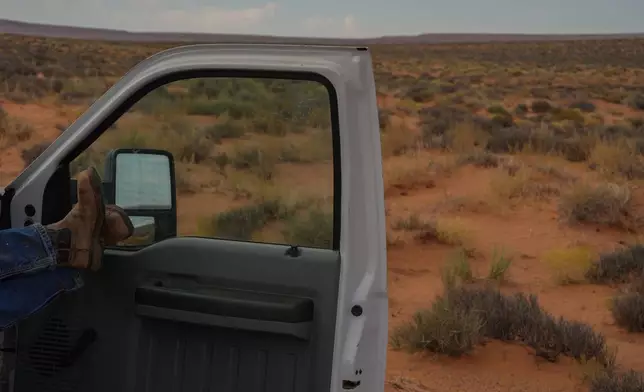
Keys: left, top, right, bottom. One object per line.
{"left": 134, "top": 286, "right": 314, "bottom": 340}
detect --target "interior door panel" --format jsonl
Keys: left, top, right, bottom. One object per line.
{"left": 14, "top": 237, "right": 340, "bottom": 392}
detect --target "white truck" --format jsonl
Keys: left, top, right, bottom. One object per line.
{"left": 0, "top": 44, "right": 388, "bottom": 392}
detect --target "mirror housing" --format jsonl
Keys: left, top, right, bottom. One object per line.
{"left": 103, "top": 148, "right": 178, "bottom": 245}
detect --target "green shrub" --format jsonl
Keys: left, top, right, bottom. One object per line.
{"left": 551, "top": 108, "right": 586, "bottom": 124}
{"left": 390, "top": 295, "right": 483, "bottom": 357}
{"left": 490, "top": 113, "right": 514, "bottom": 128}
{"left": 404, "top": 84, "right": 435, "bottom": 103}
{"left": 231, "top": 146, "right": 277, "bottom": 180}
{"left": 231, "top": 147, "right": 266, "bottom": 169}
{"left": 531, "top": 100, "right": 553, "bottom": 113}
{"left": 586, "top": 245, "right": 644, "bottom": 283}
{"left": 626, "top": 93, "right": 644, "bottom": 111}
{"left": 391, "top": 286, "right": 610, "bottom": 364}
{"left": 252, "top": 116, "right": 290, "bottom": 136}
{"left": 167, "top": 128, "right": 212, "bottom": 164}
{"left": 558, "top": 182, "right": 633, "bottom": 229}
{"left": 393, "top": 215, "right": 433, "bottom": 231}
{"left": 282, "top": 210, "right": 333, "bottom": 248}
{"left": 0, "top": 116, "right": 34, "bottom": 143}
{"left": 212, "top": 152, "right": 230, "bottom": 172}
{"left": 569, "top": 100, "right": 596, "bottom": 113}
{"left": 610, "top": 291, "right": 644, "bottom": 332}
{"left": 131, "top": 86, "right": 177, "bottom": 114}
{"left": 589, "top": 369, "right": 644, "bottom": 392}
{"left": 628, "top": 117, "right": 644, "bottom": 128}
{"left": 488, "top": 248, "right": 513, "bottom": 282}
{"left": 203, "top": 121, "right": 245, "bottom": 142}
{"left": 487, "top": 105, "right": 510, "bottom": 116}
{"left": 378, "top": 108, "right": 392, "bottom": 131}
{"left": 199, "top": 200, "right": 290, "bottom": 240}
{"left": 186, "top": 99, "right": 255, "bottom": 119}
{"left": 514, "top": 103, "right": 529, "bottom": 115}
{"left": 277, "top": 144, "right": 313, "bottom": 163}
{"left": 456, "top": 151, "right": 500, "bottom": 168}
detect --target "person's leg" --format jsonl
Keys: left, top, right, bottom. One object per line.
{"left": 0, "top": 223, "right": 58, "bottom": 281}
{"left": 0, "top": 205, "right": 134, "bottom": 281}
{"left": 0, "top": 269, "right": 82, "bottom": 329}
{"left": 0, "top": 168, "right": 134, "bottom": 329}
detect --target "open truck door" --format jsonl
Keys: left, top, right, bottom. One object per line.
{"left": 0, "top": 44, "right": 387, "bottom": 392}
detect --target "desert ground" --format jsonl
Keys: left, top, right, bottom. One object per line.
{"left": 2, "top": 33, "right": 644, "bottom": 391}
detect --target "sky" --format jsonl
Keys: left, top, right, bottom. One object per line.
{"left": 3, "top": 0, "right": 643, "bottom": 38}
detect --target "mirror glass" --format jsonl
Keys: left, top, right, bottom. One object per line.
{"left": 118, "top": 216, "right": 156, "bottom": 246}
{"left": 115, "top": 153, "right": 172, "bottom": 210}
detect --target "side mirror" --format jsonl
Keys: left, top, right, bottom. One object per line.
{"left": 103, "top": 148, "right": 177, "bottom": 246}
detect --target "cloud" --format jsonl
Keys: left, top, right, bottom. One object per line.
{"left": 301, "top": 14, "right": 361, "bottom": 37}
{"left": 114, "top": 2, "right": 278, "bottom": 34}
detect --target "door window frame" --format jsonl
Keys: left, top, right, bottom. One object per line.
{"left": 64, "top": 70, "right": 343, "bottom": 250}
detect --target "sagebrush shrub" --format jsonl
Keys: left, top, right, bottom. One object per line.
{"left": 558, "top": 182, "right": 633, "bottom": 229}
{"left": 456, "top": 150, "right": 500, "bottom": 168}
{"left": 610, "top": 291, "right": 644, "bottom": 332}
{"left": 391, "top": 286, "right": 610, "bottom": 364}
{"left": 389, "top": 294, "right": 483, "bottom": 357}
{"left": 281, "top": 209, "right": 333, "bottom": 249}
{"left": 589, "top": 369, "right": 644, "bottom": 392}
{"left": 514, "top": 103, "right": 528, "bottom": 115}
{"left": 588, "top": 141, "right": 644, "bottom": 180}
{"left": 487, "top": 105, "right": 510, "bottom": 116}
{"left": 199, "top": 200, "right": 287, "bottom": 240}
{"left": 569, "top": 100, "right": 596, "bottom": 113}
{"left": 0, "top": 116, "right": 34, "bottom": 143}
{"left": 203, "top": 120, "right": 245, "bottom": 142}
{"left": 177, "top": 135, "right": 210, "bottom": 164}
{"left": 586, "top": 245, "right": 644, "bottom": 283}
{"left": 531, "top": 100, "right": 553, "bottom": 113}
{"left": 626, "top": 93, "right": 644, "bottom": 111}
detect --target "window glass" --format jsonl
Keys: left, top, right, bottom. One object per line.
{"left": 72, "top": 76, "right": 335, "bottom": 249}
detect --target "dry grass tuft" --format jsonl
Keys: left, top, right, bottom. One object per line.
{"left": 589, "top": 140, "right": 644, "bottom": 180}
{"left": 558, "top": 182, "right": 635, "bottom": 230}
{"left": 543, "top": 246, "right": 596, "bottom": 284}
{"left": 414, "top": 217, "right": 472, "bottom": 248}
{"left": 487, "top": 247, "right": 513, "bottom": 282}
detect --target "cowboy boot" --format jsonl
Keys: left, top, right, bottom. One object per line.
{"left": 102, "top": 205, "right": 134, "bottom": 246}
{"left": 46, "top": 167, "right": 105, "bottom": 270}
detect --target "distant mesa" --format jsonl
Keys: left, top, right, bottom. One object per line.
{"left": 0, "top": 18, "right": 643, "bottom": 45}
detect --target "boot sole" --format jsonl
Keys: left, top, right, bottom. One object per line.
{"left": 87, "top": 167, "right": 105, "bottom": 271}
{"left": 106, "top": 205, "right": 135, "bottom": 240}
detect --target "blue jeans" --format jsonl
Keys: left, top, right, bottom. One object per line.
{"left": 0, "top": 223, "right": 82, "bottom": 330}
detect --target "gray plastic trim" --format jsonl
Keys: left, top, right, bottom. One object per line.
{"left": 136, "top": 305, "right": 312, "bottom": 340}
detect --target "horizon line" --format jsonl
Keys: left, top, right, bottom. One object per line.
{"left": 2, "top": 18, "right": 644, "bottom": 40}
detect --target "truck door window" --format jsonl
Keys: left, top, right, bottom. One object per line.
{"left": 71, "top": 76, "right": 335, "bottom": 249}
